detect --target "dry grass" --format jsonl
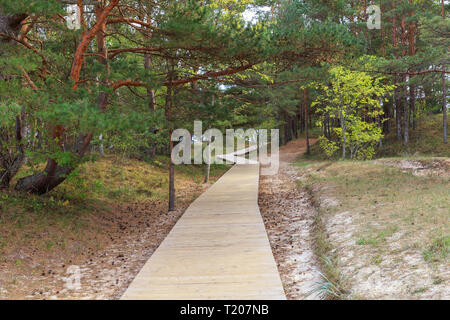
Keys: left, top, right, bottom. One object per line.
{"left": 296, "top": 158, "right": 449, "bottom": 299}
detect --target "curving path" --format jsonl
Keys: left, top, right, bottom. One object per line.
{"left": 121, "top": 163, "right": 286, "bottom": 300}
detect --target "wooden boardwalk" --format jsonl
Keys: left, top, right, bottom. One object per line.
{"left": 121, "top": 164, "right": 286, "bottom": 300}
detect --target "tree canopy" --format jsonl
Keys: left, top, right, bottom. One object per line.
{"left": 0, "top": 0, "right": 448, "bottom": 209}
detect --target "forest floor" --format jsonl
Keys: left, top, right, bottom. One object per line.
{"left": 259, "top": 138, "right": 322, "bottom": 299}
{"left": 0, "top": 156, "right": 229, "bottom": 299}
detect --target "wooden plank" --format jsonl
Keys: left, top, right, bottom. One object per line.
{"left": 121, "top": 164, "right": 286, "bottom": 300}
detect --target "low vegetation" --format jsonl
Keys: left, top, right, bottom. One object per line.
{"left": 295, "top": 156, "right": 449, "bottom": 299}
{"left": 295, "top": 111, "right": 449, "bottom": 299}
{"left": 378, "top": 114, "right": 450, "bottom": 158}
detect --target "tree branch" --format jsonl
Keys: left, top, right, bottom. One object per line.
{"left": 111, "top": 63, "right": 256, "bottom": 91}
{"left": 70, "top": 0, "right": 120, "bottom": 89}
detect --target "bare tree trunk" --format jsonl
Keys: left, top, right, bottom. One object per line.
{"left": 403, "top": 77, "right": 409, "bottom": 143}
{"left": 204, "top": 95, "right": 215, "bottom": 184}
{"left": 145, "top": 53, "right": 158, "bottom": 159}
{"left": 341, "top": 116, "right": 346, "bottom": 161}
{"left": 383, "top": 98, "right": 391, "bottom": 134}
{"left": 0, "top": 114, "right": 26, "bottom": 188}
{"left": 169, "top": 136, "right": 175, "bottom": 211}
{"left": 395, "top": 86, "right": 402, "bottom": 141}
{"left": 287, "top": 116, "right": 293, "bottom": 142}
{"left": 166, "top": 62, "right": 175, "bottom": 212}
{"left": 96, "top": 4, "right": 109, "bottom": 157}
{"left": 283, "top": 113, "right": 289, "bottom": 145}
{"left": 144, "top": 53, "right": 156, "bottom": 111}
{"left": 304, "top": 88, "right": 310, "bottom": 155}
{"left": 410, "top": 85, "right": 416, "bottom": 130}
{"left": 98, "top": 134, "right": 105, "bottom": 156}
{"left": 408, "top": 1, "right": 416, "bottom": 132}
{"left": 392, "top": 2, "right": 402, "bottom": 141}
{"left": 443, "top": 69, "right": 448, "bottom": 144}
{"left": 400, "top": 12, "right": 409, "bottom": 143}
{"left": 204, "top": 142, "right": 211, "bottom": 184}
{"left": 298, "top": 101, "right": 304, "bottom": 133}
{"left": 292, "top": 117, "right": 298, "bottom": 139}
{"left": 442, "top": 0, "right": 448, "bottom": 144}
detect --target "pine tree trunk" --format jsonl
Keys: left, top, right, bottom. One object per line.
{"left": 341, "top": 118, "right": 346, "bottom": 161}
{"left": 408, "top": 1, "right": 416, "bottom": 132}
{"left": 204, "top": 131, "right": 211, "bottom": 184}
{"left": 0, "top": 153, "right": 25, "bottom": 188}
{"left": 204, "top": 153, "right": 211, "bottom": 184}
{"left": 383, "top": 98, "right": 391, "bottom": 134}
{"left": 298, "top": 101, "right": 304, "bottom": 133}
{"left": 145, "top": 53, "right": 157, "bottom": 158}
{"left": 403, "top": 78, "right": 409, "bottom": 143}
{"left": 410, "top": 85, "right": 416, "bottom": 130}
{"left": 284, "top": 113, "right": 289, "bottom": 145}
{"left": 392, "top": 2, "right": 402, "bottom": 141}
{"left": 442, "top": 0, "right": 448, "bottom": 144}
{"left": 0, "top": 115, "right": 26, "bottom": 188}
{"left": 286, "top": 114, "right": 293, "bottom": 143}
{"left": 293, "top": 117, "right": 298, "bottom": 139}
{"left": 15, "top": 134, "right": 92, "bottom": 194}
{"left": 401, "top": 13, "right": 409, "bottom": 143}
{"left": 96, "top": 4, "right": 109, "bottom": 157}
{"left": 98, "top": 134, "right": 105, "bottom": 156}
{"left": 443, "top": 69, "right": 448, "bottom": 144}
{"left": 304, "top": 88, "right": 310, "bottom": 155}
{"left": 395, "top": 86, "right": 402, "bottom": 141}
{"left": 169, "top": 136, "right": 175, "bottom": 211}
{"left": 166, "top": 63, "right": 175, "bottom": 212}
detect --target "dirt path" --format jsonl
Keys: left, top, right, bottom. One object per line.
{"left": 259, "top": 139, "right": 321, "bottom": 300}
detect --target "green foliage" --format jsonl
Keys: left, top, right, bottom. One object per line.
{"left": 313, "top": 66, "right": 394, "bottom": 160}
{"left": 0, "top": 0, "right": 63, "bottom": 15}
{"left": 340, "top": 116, "right": 384, "bottom": 160}
{"left": 318, "top": 136, "right": 340, "bottom": 158}
{"left": 0, "top": 102, "right": 21, "bottom": 127}
{"left": 0, "top": 0, "right": 447, "bottom": 194}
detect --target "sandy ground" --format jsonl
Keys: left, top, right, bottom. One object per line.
{"left": 374, "top": 158, "right": 450, "bottom": 178}
{"left": 258, "top": 139, "right": 322, "bottom": 299}
{"left": 304, "top": 159, "right": 449, "bottom": 300}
